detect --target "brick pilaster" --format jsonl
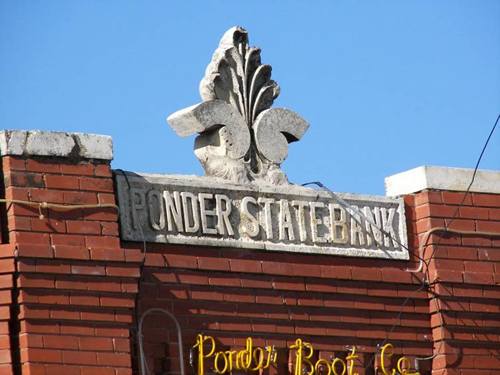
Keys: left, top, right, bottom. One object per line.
{"left": 0, "top": 131, "right": 141, "bottom": 375}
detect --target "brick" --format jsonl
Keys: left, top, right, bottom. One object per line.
{"left": 113, "top": 338, "right": 130, "bottom": 353}
{"left": 100, "top": 296, "right": 134, "bottom": 308}
{"left": 66, "top": 220, "right": 100, "bottom": 235}
{"left": 463, "top": 272, "right": 494, "bottom": 285}
{"left": 261, "top": 261, "right": 294, "bottom": 276}
{"left": 71, "top": 265, "right": 105, "bottom": 276}
{"left": 85, "top": 236, "right": 120, "bottom": 248}
{"left": 100, "top": 222, "right": 118, "bottom": 236}
{"left": 2, "top": 156, "right": 25, "bottom": 171}
{"left": 81, "top": 368, "right": 115, "bottom": 375}
{"left": 51, "top": 234, "right": 85, "bottom": 246}
{"left": 476, "top": 220, "right": 500, "bottom": 233}
{"left": 70, "top": 295, "right": 99, "bottom": 306}
{"left": 55, "top": 279, "right": 87, "bottom": 291}
{"left": 6, "top": 203, "right": 38, "bottom": 217}
{"left": 444, "top": 246, "right": 477, "bottom": 260}
{"left": 49, "top": 248, "right": 86, "bottom": 265}
{"left": 0, "top": 275, "right": 12, "bottom": 289}
{"left": 320, "top": 265, "right": 351, "bottom": 279}
{"left": 16, "top": 244, "right": 53, "bottom": 258}
{"left": 50, "top": 310, "right": 80, "bottom": 320}
{"left": 163, "top": 253, "right": 197, "bottom": 269}
{"left": 62, "top": 350, "right": 97, "bottom": 365}
{"left": 60, "top": 163, "right": 94, "bottom": 176}
{"left": 79, "top": 337, "right": 113, "bottom": 351}
{"left": 44, "top": 365, "right": 80, "bottom": 375}
{"left": 229, "top": 259, "right": 262, "bottom": 273}
{"left": 190, "top": 290, "right": 223, "bottom": 301}
{"left": 63, "top": 191, "right": 98, "bottom": 205}
{"left": 208, "top": 275, "right": 241, "bottom": 287}
{"left": 473, "top": 193, "right": 500, "bottom": 207}
{"left": 5, "top": 172, "right": 44, "bottom": 188}
{"left": 35, "top": 262, "right": 71, "bottom": 274}
{"left": 441, "top": 191, "right": 472, "bottom": 205}
{"left": 464, "top": 261, "right": 494, "bottom": 273}
{"left": 80, "top": 311, "right": 114, "bottom": 322}
{"left": 428, "top": 269, "right": 462, "bottom": 283}
{"left": 82, "top": 209, "right": 117, "bottom": 222}
{"left": 45, "top": 175, "right": 79, "bottom": 190}
{"left": 459, "top": 206, "right": 489, "bottom": 220}
{"left": 431, "top": 259, "right": 464, "bottom": 271}
{"left": 105, "top": 266, "right": 139, "bottom": 278}
{"left": 97, "top": 193, "right": 116, "bottom": 205}
{"left": 60, "top": 325, "right": 94, "bottom": 336}
{"left": 43, "top": 335, "right": 78, "bottom": 350}
{"left": 0, "top": 292, "right": 10, "bottom": 305}
{"left": 89, "top": 248, "right": 124, "bottom": 261}
{"left": 489, "top": 208, "right": 500, "bottom": 220}
{"left": 94, "top": 164, "right": 112, "bottom": 177}
{"left": 8, "top": 216, "right": 31, "bottom": 231}
{"left": 15, "top": 232, "right": 50, "bottom": 245}
{"left": 37, "top": 294, "right": 70, "bottom": 305}
{"left": 30, "top": 218, "right": 66, "bottom": 233}
{"left": 26, "top": 159, "right": 61, "bottom": 173}
{"left": 414, "top": 191, "right": 442, "bottom": 206}
{"left": 444, "top": 218, "right": 475, "bottom": 231}
{"left": 19, "top": 333, "right": 43, "bottom": 348}
{"left": 351, "top": 267, "right": 382, "bottom": 281}
{"left": 197, "top": 256, "right": 229, "bottom": 271}
{"left": 5, "top": 186, "right": 29, "bottom": 201}
{"left": 20, "top": 348, "right": 62, "bottom": 363}
{"left": 144, "top": 253, "right": 164, "bottom": 267}
{"left": 96, "top": 352, "right": 131, "bottom": 367}
{"left": 79, "top": 177, "right": 113, "bottom": 192}
{"left": 29, "top": 188, "right": 64, "bottom": 204}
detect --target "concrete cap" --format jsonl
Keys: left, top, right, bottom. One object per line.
{"left": 385, "top": 166, "right": 500, "bottom": 197}
{"left": 0, "top": 130, "right": 113, "bottom": 160}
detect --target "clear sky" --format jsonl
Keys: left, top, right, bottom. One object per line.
{"left": 1, "top": 1, "right": 499, "bottom": 195}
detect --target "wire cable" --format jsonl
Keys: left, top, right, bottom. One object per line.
{"left": 422, "top": 113, "right": 499, "bottom": 275}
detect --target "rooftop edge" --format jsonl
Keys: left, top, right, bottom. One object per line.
{"left": 0, "top": 130, "right": 113, "bottom": 161}
{"left": 385, "top": 165, "right": 500, "bottom": 196}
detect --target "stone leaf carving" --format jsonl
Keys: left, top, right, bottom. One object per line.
{"left": 167, "top": 26, "right": 309, "bottom": 185}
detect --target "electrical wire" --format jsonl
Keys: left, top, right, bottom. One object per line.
{"left": 301, "top": 113, "right": 499, "bottom": 371}
{"left": 422, "top": 113, "right": 499, "bottom": 276}
{"left": 0, "top": 198, "right": 118, "bottom": 219}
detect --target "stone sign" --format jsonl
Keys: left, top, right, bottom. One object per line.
{"left": 116, "top": 173, "right": 409, "bottom": 260}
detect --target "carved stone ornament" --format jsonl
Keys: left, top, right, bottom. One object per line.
{"left": 167, "top": 26, "right": 309, "bottom": 185}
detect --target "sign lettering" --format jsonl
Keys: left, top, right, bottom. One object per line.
{"left": 116, "top": 173, "right": 409, "bottom": 260}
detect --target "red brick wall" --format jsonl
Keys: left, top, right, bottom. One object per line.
{"left": 0, "top": 152, "right": 498, "bottom": 375}
{"left": 0, "top": 156, "right": 141, "bottom": 375}
{"left": 410, "top": 191, "right": 500, "bottom": 375}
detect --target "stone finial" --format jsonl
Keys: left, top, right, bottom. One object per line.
{"left": 167, "top": 26, "right": 309, "bottom": 185}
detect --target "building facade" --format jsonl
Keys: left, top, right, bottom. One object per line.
{"left": 0, "top": 129, "right": 498, "bottom": 375}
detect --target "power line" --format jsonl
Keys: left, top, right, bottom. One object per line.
{"left": 303, "top": 113, "right": 499, "bottom": 369}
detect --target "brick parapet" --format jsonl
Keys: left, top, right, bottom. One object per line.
{"left": 0, "top": 154, "right": 141, "bottom": 375}
{"left": 0, "top": 130, "right": 498, "bottom": 375}
{"left": 408, "top": 189, "right": 500, "bottom": 374}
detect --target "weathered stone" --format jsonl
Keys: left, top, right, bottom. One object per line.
{"left": 386, "top": 166, "right": 500, "bottom": 196}
{"left": 168, "top": 100, "right": 250, "bottom": 159}
{"left": 115, "top": 172, "right": 409, "bottom": 260}
{"left": 166, "top": 26, "right": 309, "bottom": 185}
{"left": 75, "top": 132, "right": 113, "bottom": 160}
{"left": 254, "top": 108, "right": 309, "bottom": 164}
{"left": 0, "top": 130, "right": 27, "bottom": 155}
{"left": 0, "top": 130, "right": 113, "bottom": 160}
{"left": 25, "top": 131, "right": 75, "bottom": 156}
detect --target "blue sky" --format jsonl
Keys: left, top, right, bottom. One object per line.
{"left": 1, "top": 1, "right": 499, "bottom": 195}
